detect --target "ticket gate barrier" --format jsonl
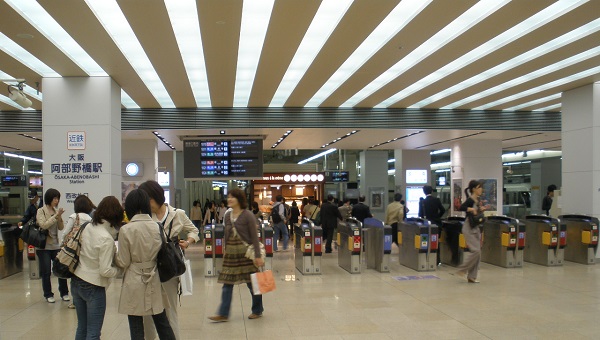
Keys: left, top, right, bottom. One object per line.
{"left": 362, "top": 218, "right": 392, "bottom": 273}
{"left": 338, "top": 218, "right": 362, "bottom": 274}
{"left": 203, "top": 224, "right": 225, "bottom": 277}
{"left": 258, "top": 221, "right": 274, "bottom": 271}
{"left": 524, "top": 215, "right": 565, "bottom": 266}
{"left": 481, "top": 216, "right": 525, "bottom": 268}
{"left": 0, "top": 223, "right": 24, "bottom": 279}
{"left": 27, "top": 245, "right": 39, "bottom": 279}
{"left": 440, "top": 217, "right": 466, "bottom": 267}
{"left": 398, "top": 218, "right": 439, "bottom": 271}
{"left": 294, "top": 218, "right": 323, "bottom": 275}
{"left": 558, "top": 215, "right": 598, "bottom": 265}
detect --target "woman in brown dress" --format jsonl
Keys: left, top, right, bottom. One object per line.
{"left": 209, "top": 189, "right": 264, "bottom": 322}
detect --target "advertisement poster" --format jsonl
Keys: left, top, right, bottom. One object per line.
{"left": 478, "top": 179, "right": 498, "bottom": 212}
{"left": 122, "top": 181, "right": 141, "bottom": 203}
{"left": 452, "top": 179, "right": 463, "bottom": 212}
{"left": 369, "top": 187, "right": 384, "bottom": 211}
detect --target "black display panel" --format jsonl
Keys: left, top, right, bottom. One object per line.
{"left": 1, "top": 175, "right": 27, "bottom": 187}
{"left": 184, "top": 138, "right": 263, "bottom": 179}
{"left": 325, "top": 171, "right": 349, "bottom": 183}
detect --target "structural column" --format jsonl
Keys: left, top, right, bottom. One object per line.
{"left": 394, "top": 150, "right": 431, "bottom": 217}
{"left": 42, "top": 77, "right": 121, "bottom": 215}
{"left": 359, "top": 150, "right": 388, "bottom": 220}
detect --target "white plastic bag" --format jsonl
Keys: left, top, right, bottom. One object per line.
{"left": 180, "top": 259, "right": 193, "bottom": 296}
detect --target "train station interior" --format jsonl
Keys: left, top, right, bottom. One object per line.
{"left": 1, "top": 1, "right": 600, "bottom": 339}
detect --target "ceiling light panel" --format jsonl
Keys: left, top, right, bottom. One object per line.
{"left": 533, "top": 103, "right": 561, "bottom": 112}
{"left": 120, "top": 89, "right": 139, "bottom": 109}
{"left": 306, "top": 0, "right": 432, "bottom": 107}
{"left": 5, "top": 0, "right": 107, "bottom": 77}
{"left": 18, "top": 133, "right": 42, "bottom": 141}
{"left": 443, "top": 46, "right": 600, "bottom": 109}
{"left": 152, "top": 131, "right": 176, "bottom": 150}
{"left": 298, "top": 148, "right": 337, "bottom": 165}
{"left": 270, "top": 0, "right": 353, "bottom": 107}
{"left": 271, "top": 130, "right": 293, "bottom": 149}
{"left": 85, "top": 0, "right": 175, "bottom": 108}
{"left": 0, "top": 33, "right": 60, "bottom": 77}
{"left": 164, "top": 0, "right": 211, "bottom": 107}
{"left": 412, "top": 18, "right": 600, "bottom": 108}
{"left": 342, "top": 0, "right": 509, "bottom": 107}
{"left": 233, "top": 0, "right": 275, "bottom": 107}
{"left": 504, "top": 93, "right": 561, "bottom": 111}
{"left": 320, "top": 130, "right": 359, "bottom": 148}
{"left": 0, "top": 94, "right": 25, "bottom": 110}
{"left": 377, "top": 0, "right": 586, "bottom": 108}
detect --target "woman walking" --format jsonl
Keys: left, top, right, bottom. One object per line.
{"left": 455, "top": 180, "right": 486, "bottom": 283}
{"left": 209, "top": 188, "right": 264, "bottom": 322}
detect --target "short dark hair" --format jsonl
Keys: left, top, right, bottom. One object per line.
{"left": 74, "top": 195, "right": 96, "bottom": 214}
{"left": 547, "top": 184, "right": 557, "bottom": 193}
{"left": 423, "top": 186, "right": 433, "bottom": 195}
{"left": 193, "top": 200, "right": 199, "bottom": 206}
{"left": 314, "top": 199, "right": 320, "bottom": 207}
{"left": 229, "top": 188, "right": 247, "bottom": 209}
{"left": 251, "top": 201, "right": 259, "bottom": 210}
{"left": 93, "top": 196, "right": 124, "bottom": 228}
{"left": 138, "top": 180, "right": 165, "bottom": 205}
{"left": 44, "top": 188, "right": 61, "bottom": 206}
{"left": 359, "top": 196, "right": 366, "bottom": 203}
{"left": 327, "top": 194, "right": 334, "bottom": 202}
{"left": 291, "top": 201, "right": 297, "bottom": 207}
{"left": 276, "top": 195, "right": 283, "bottom": 202}
{"left": 124, "top": 189, "right": 152, "bottom": 220}
{"left": 394, "top": 193, "right": 403, "bottom": 201}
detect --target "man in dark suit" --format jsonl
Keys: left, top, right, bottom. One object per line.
{"left": 351, "top": 196, "right": 373, "bottom": 223}
{"left": 419, "top": 186, "right": 446, "bottom": 265}
{"left": 320, "top": 195, "right": 343, "bottom": 253}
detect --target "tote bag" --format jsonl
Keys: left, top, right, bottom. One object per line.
{"left": 250, "top": 270, "right": 276, "bottom": 295}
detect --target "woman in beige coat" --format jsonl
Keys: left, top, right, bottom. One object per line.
{"left": 115, "top": 189, "right": 175, "bottom": 340}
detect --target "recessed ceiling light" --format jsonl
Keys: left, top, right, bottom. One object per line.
{"left": 320, "top": 130, "right": 359, "bottom": 148}
{"left": 369, "top": 131, "right": 424, "bottom": 148}
{"left": 18, "top": 133, "right": 42, "bottom": 141}
{"left": 271, "top": 130, "right": 293, "bottom": 149}
{"left": 152, "top": 131, "right": 176, "bottom": 150}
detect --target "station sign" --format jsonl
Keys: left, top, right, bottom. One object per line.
{"left": 255, "top": 173, "right": 325, "bottom": 184}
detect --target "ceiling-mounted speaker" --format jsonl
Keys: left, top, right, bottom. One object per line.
{"left": 8, "top": 87, "right": 32, "bottom": 108}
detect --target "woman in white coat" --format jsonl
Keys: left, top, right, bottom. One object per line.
{"left": 115, "top": 189, "right": 175, "bottom": 340}
{"left": 139, "top": 180, "right": 199, "bottom": 340}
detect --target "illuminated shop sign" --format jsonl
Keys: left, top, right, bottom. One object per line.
{"left": 257, "top": 173, "right": 325, "bottom": 183}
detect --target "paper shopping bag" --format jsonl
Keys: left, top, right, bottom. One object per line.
{"left": 180, "top": 259, "right": 193, "bottom": 296}
{"left": 250, "top": 270, "right": 276, "bottom": 295}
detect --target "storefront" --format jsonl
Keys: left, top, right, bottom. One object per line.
{"left": 252, "top": 172, "right": 325, "bottom": 208}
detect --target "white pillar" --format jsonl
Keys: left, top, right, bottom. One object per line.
{"left": 394, "top": 150, "right": 431, "bottom": 217}
{"left": 42, "top": 77, "right": 121, "bottom": 215}
{"left": 359, "top": 150, "right": 388, "bottom": 220}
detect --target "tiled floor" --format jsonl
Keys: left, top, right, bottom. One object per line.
{"left": 1, "top": 244, "right": 599, "bottom": 340}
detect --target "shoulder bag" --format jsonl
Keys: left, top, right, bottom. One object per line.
{"left": 20, "top": 209, "right": 48, "bottom": 249}
{"left": 228, "top": 210, "right": 266, "bottom": 262}
{"left": 53, "top": 222, "right": 90, "bottom": 279}
{"left": 156, "top": 213, "right": 186, "bottom": 282}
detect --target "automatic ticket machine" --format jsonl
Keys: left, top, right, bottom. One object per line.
{"left": 204, "top": 223, "right": 225, "bottom": 277}
{"left": 481, "top": 216, "right": 525, "bottom": 268}
{"left": 338, "top": 218, "right": 362, "bottom": 274}
{"left": 440, "top": 217, "right": 466, "bottom": 267}
{"left": 398, "top": 218, "right": 439, "bottom": 272}
{"left": 362, "top": 218, "right": 392, "bottom": 273}
{"left": 558, "top": 215, "right": 599, "bottom": 265}
{"left": 524, "top": 215, "right": 566, "bottom": 266}
{"left": 294, "top": 218, "right": 323, "bottom": 275}
{"left": 258, "top": 221, "right": 274, "bottom": 271}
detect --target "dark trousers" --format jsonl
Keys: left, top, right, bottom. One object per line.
{"left": 128, "top": 310, "right": 175, "bottom": 340}
{"left": 218, "top": 283, "right": 263, "bottom": 317}
{"left": 391, "top": 223, "right": 399, "bottom": 245}
{"left": 323, "top": 226, "right": 335, "bottom": 252}
{"left": 71, "top": 276, "right": 106, "bottom": 340}
{"left": 37, "top": 249, "right": 68, "bottom": 298}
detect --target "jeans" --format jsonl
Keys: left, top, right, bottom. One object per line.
{"left": 128, "top": 310, "right": 175, "bottom": 340}
{"left": 37, "top": 249, "right": 68, "bottom": 298}
{"left": 273, "top": 221, "right": 289, "bottom": 251}
{"left": 71, "top": 276, "right": 106, "bottom": 340}
{"left": 217, "top": 283, "right": 263, "bottom": 317}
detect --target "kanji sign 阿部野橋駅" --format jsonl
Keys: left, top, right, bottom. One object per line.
{"left": 51, "top": 154, "right": 102, "bottom": 184}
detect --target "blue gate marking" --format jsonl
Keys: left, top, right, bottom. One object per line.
{"left": 393, "top": 275, "right": 440, "bottom": 281}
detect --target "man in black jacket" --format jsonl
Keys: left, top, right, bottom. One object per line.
{"left": 18, "top": 190, "right": 39, "bottom": 227}
{"left": 352, "top": 196, "right": 373, "bottom": 223}
{"left": 419, "top": 186, "right": 446, "bottom": 265}
{"left": 321, "top": 195, "right": 343, "bottom": 253}
{"left": 542, "top": 184, "right": 557, "bottom": 216}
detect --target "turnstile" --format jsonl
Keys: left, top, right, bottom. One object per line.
{"left": 481, "top": 216, "right": 525, "bottom": 268}
{"left": 398, "top": 218, "right": 439, "bottom": 271}
{"left": 27, "top": 245, "right": 39, "bottom": 279}
{"left": 559, "top": 214, "right": 598, "bottom": 265}
{"left": 338, "top": 218, "right": 362, "bottom": 274}
{"left": 440, "top": 217, "right": 466, "bottom": 267}
{"left": 0, "top": 223, "right": 24, "bottom": 279}
{"left": 203, "top": 224, "right": 225, "bottom": 277}
{"left": 294, "top": 218, "right": 322, "bottom": 275}
{"left": 258, "top": 221, "right": 274, "bottom": 271}
{"left": 524, "top": 215, "right": 566, "bottom": 266}
{"left": 362, "top": 218, "right": 391, "bottom": 273}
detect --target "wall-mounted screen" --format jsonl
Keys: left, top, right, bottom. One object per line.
{"left": 325, "top": 171, "right": 349, "bottom": 182}
{"left": 183, "top": 138, "right": 263, "bottom": 179}
{"left": 1, "top": 175, "right": 27, "bottom": 187}
{"left": 406, "top": 186, "right": 424, "bottom": 218}
{"left": 406, "top": 169, "right": 428, "bottom": 184}
{"left": 29, "top": 176, "right": 43, "bottom": 188}
{"left": 158, "top": 172, "right": 170, "bottom": 187}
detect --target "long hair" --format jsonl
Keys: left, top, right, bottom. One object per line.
{"left": 464, "top": 180, "right": 483, "bottom": 198}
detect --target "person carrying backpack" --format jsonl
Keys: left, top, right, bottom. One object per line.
{"left": 270, "top": 196, "right": 288, "bottom": 252}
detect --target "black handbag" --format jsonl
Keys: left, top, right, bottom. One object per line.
{"left": 468, "top": 212, "right": 486, "bottom": 228}
{"left": 156, "top": 216, "right": 186, "bottom": 283}
{"left": 20, "top": 218, "right": 47, "bottom": 249}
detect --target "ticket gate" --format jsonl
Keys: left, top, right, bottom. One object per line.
{"left": 0, "top": 223, "right": 24, "bottom": 279}
{"left": 398, "top": 218, "right": 439, "bottom": 271}
{"left": 481, "top": 216, "right": 525, "bottom": 268}
{"left": 203, "top": 224, "right": 225, "bottom": 277}
{"left": 294, "top": 218, "right": 323, "bottom": 275}
{"left": 558, "top": 215, "right": 599, "bottom": 265}
{"left": 27, "top": 245, "right": 39, "bottom": 279}
{"left": 338, "top": 218, "right": 362, "bottom": 274}
{"left": 440, "top": 217, "right": 466, "bottom": 267}
{"left": 258, "top": 221, "right": 274, "bottom": 271}
{"left": 362, "top": 218, "right": 392, "bottom": 273}
{"left": 524, "top": 215, "right": 566, "bottom": 266}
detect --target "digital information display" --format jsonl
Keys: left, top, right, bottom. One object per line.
{"left": 325, "top": 171, "right": 349, "bottom": 183}
{"left": 184, "top": 139, "right": 263, "bottom": 179}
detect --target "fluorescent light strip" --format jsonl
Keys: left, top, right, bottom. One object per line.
{"left": 504, "top": 93, "right": 561, "bottom": 111}
{"left": 3, "top": 152, "right": 43, "bottom": 163}
{"left": 321, "top": 130, "right": 358, "bottom": 148}
{"left": 270, "top": 0, "right": 352, "bottom": 106}
{"left": 369, "top": 131, "right": 425, "bottom": 148}
{"left": 0, "top": 71, "right": 42, "bottom": 101}
{"left": 152, "top": 131, "right": 176, "bottom": 150}
{"left": 413, "top": 18, "right": 600, "bottom": 108}
{"left": 0, "top": 167, "right": 9, "bottom": 171}
{"left": 85, "top": 0, "right": 175, "bottom": 108}
{"left": 307, "top": 0, "right": 431, "bottom": 107}
{"left": 271, "top": 130, "right": 293, "bottom": 149}
{"left": 435, "top": 169, "right": 451, "bottom": 173}
{"left": 534, "top": 103, "right": 561, "bottom": 112}
{"left": 342, "top": 0, "right": 509, "bottom": 107}
{"left": 120, "top": 89, "right": 139, "bottom": 109}
{"left": 233, "top": 0, "right": 275, "bottom": 107}
{"left": 298, "top": 148, "right": 337, "bottom": 165}
{"left": 0, "top": 94, "right": 25, "bottom": 110}
{"left": 27, "top": 170, "right": 43, "bottom": 175}
{"left": 0, "top": 33, "right": 59, "bottom": 77}
{"left": 446, "top": 46, "right": 600, "bottom": 109}
{"left": 503, "top": 161, "right": 531, "bottom": 166}
{"left": 475, "top": 64, "right": 600, "bottom": 110}
{"left": 6, "top": 0, "right": 107, "bottom": 76}
{"left": 378, "top": 0, "right": 586, "bottom": 108}
{"left": 388, "top": 159, "right": 395, "bottom": 163}
{"left": 18, "top": 134, "right": 42, "bottom": 142}
{"left": 432, "top": 161, "right": 451, "bottom": 167}
{"left": 430, "top": 149, "right": 451, "bottom": 155}
{"left": 164, "top": 0, "right": 211, "bottom": 107}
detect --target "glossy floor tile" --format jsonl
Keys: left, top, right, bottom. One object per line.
{"left": 0, "top": 244, "right": 599, "bottom": 340}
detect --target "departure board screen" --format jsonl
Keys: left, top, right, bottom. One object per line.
{"left": 184, "top": 138, "right": 263, "bottom": 179}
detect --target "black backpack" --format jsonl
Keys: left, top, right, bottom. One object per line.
{"left": 156, "top": 213, "right": 186, "bottom": 282}
{"left": 271, "top": 204, "right": 283, "bottom": 224}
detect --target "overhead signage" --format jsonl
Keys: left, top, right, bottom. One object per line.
{"left": 406, "top": 169, "right": 428, "bottom": 184}
{"left": 1, "top": 175, "right": 27, "bottom": 187}
{"left": 51, "top": 153, "right": 103, "bottom": 184}
{"left": 255, "top": 173, "right": 325, "bottom": 184}
{"left": 325, "top": 171, "right": 349, "bottom": 182}
{"left": 184, "top": 138, "right": 263, "bottom": 179}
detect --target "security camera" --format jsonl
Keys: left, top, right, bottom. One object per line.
{"left": 506, "top": 168, "right": 514, "bottom": 175}
{"left": 8, "top": 86, "right": 32, "bottom": 108}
